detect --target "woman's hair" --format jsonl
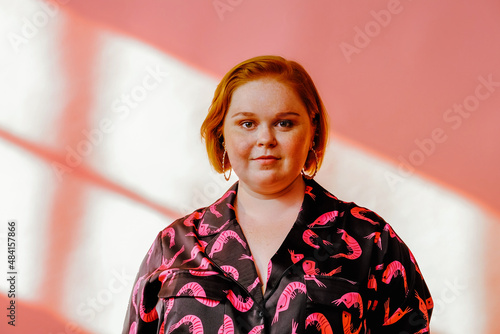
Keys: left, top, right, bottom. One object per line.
{"left": 200, "top": 55, "right": 329, "bottom": 176}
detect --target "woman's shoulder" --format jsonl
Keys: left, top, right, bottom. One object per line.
{"left": 156, "top": 208, "right": 207, "bottom": 246}
{"left": 306, "top": 179, "right": 408, "bottom": 254}
{"left": 156, "top": 184, "right": 239, "bottom": 248}
{"left": 307, "top": 179, "right": 389, "bottom": 230}
{"left": 317, "top": 188, "right": 414, "bottom": 265}
{"left": 170, "top": 208, "right": 207, "bottom": 229}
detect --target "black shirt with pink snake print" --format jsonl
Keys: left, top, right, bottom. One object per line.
{"left": 123, "top": 178, "right": 433, "bottom": 333}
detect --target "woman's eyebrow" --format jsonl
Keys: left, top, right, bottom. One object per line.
{"left": 230, "top": 112, "right": 254, "bottom": 118}
{"left": 275, "top": 112, "right": 301, "bottom": 117}
{"left": 230, "top": 111, "right": 301, "bottom": 118}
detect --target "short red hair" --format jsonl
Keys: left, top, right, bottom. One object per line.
{"left": 201, "top": 55, "right": 329, "bottom": 176}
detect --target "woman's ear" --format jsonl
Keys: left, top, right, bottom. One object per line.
{"left": 311, "top": 127, "right": 318, "bottom": 149}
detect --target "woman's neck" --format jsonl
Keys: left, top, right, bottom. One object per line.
{"left": 235, "top": 175, "right": 306, "bottom": 223}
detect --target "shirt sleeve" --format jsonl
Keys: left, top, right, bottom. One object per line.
{"left": 122, "top": 232, "right": 164, "bottom": 334}
{"left": 365, "top": 223, "right": 433, "bottom": 333}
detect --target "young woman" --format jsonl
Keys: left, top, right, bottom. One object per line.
{"left": 123, "top": 55, "right": 433, "bottom": 333}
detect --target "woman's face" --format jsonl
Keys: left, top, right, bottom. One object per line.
{"left": 222, "top": 78, "right": 315, "bottom": 195}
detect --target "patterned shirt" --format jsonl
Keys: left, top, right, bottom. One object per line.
{"left": 123, "top": 178, "right": 433, "bottom": 333}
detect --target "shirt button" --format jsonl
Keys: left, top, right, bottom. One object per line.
{"left": 258, "top": 311, "right": 264, "bottom": 317}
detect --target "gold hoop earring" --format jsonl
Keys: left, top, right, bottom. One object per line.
{"left": 222, "top": 143, "right": 232, "bottom": 181}
{"left": 302, "top": 144, "right": 318, "bottom": 180}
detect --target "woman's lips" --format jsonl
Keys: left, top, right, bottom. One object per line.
{"left": 255, "top": 155, "right": 279, "bottom": 160}
{"left": 254, "top": 156, "right": 280, "bottom": 164}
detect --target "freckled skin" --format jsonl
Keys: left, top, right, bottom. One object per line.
{"left": 222, "top": 78, "right": 315, "bottom": 196}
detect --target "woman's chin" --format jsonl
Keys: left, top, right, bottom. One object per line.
{"left": 239, "top": 171, "right": 301, "bottom": 194}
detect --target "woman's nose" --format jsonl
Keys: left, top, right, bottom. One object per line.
{"left": 256, "top": 126, "right": 277, "bottom": 147}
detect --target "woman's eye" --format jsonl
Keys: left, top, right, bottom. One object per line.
{"left": 277, "top": 120, "right": 293, "bottom": 128}
{"left": 241, "top": 121, "right": 254, "bottom": 129}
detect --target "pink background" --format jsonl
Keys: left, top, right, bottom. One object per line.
{"left": 0, "top": 0, "right": 499, "bottom": 333}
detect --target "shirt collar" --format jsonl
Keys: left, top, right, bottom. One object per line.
{"left": 196, "top": 181, "right": 239, "bottom": 238}
{"left": 296, "top": 177, "right": 342, "bottom": 229}
{"left": 196, "top": 178, "right": 343, "bottom": 301}
{"left": 199, "top": 177, "right": 342, "bottom": 237}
